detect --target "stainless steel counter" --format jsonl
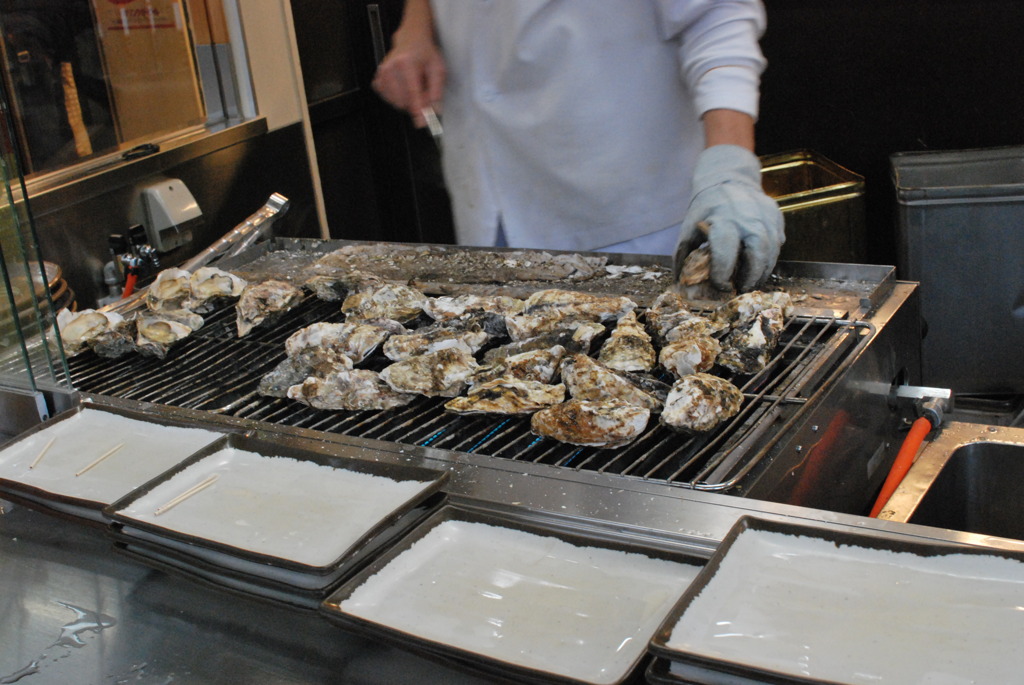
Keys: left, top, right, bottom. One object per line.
{"left": 3, "top": 397, "right": 1015, "bottom": 684}
{"left": 0, "top": 501, "right": 494, "bottom": 685}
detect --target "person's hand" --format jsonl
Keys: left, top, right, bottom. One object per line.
{"left": 674, "top": 145, "right": 784, "bottom": 292}
{"left": 372, "top": 22, "right": 446, "bottom": 129}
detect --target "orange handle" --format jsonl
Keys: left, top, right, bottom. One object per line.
{"left": 869, "top": 416, "right": 933, "bottom": 517}
{"left": 121, "top": 272, "right": 138, "bottom": 299}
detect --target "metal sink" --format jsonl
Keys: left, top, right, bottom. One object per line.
{"left": 879, "top": 422, "right": 1024, "bottom": 542}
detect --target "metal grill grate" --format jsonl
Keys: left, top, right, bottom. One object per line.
{"left": 65, "top": 294, "right": 871, "bottom": 490}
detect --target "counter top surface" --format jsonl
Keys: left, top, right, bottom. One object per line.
{"left": 0, "top": 502, "right": 493, "bottom": 685}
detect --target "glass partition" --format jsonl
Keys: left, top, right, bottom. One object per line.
{"left": 0, "top": 74, "right": 71, "bottom": 395}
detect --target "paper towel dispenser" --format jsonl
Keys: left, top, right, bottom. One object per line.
{"left": 135, "top": 178, "right": 202, "bottom": 252}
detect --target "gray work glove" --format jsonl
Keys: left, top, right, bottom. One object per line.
{"left": 674, "top": 145, "right": 785, "bottom": 292}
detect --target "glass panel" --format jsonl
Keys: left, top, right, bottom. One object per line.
{"left": 0, "top": 0, "right": 206, "bottom": 176}
{"left": 0, "top": 75, "right": 71, "bottom": 392}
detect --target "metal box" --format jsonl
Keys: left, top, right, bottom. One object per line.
{"left": 760, "top": 150, "right": 866, "bottom": 263}
{"left": 891, "top": 145, "right": 1024, "bottom": 396}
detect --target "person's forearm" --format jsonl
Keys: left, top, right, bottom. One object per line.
{"left": 702, "top": 109, "right": 756, "bottom": 152}
{"left": 395, "top": 0, "right": 436, "bottom": 45}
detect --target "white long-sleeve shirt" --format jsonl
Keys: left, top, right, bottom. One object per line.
{"left": 429, "top": 0, "right": 767, "bottom": 251}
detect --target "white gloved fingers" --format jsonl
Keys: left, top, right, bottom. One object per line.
{"left": 706, "top": 218, "right": 741, "bottom": 291}
{"left": 681, "top": 145, "right": 786, "bottom": 291}
{"left": 736, "top": 230, "right": 773, "bottom": 292}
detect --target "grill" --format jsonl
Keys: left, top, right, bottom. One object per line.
{"left": 65, "top": 288, "right": 873, "bottom": 492}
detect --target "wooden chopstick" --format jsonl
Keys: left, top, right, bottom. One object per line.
{"left": 29, "top": 437, "right": 56, "bottom": 469}
{"left": 154, "top": 474, "right": 219, "bottom": 516}
{"left": 75, "top": 442, "right": 125, "bottom": 477}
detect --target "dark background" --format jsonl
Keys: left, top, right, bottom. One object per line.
{"left": 756, "top": 0, "right": 1024, "bottom": 267}
{"left": 291, "top": 0, "right": 1024, "bottom": 271}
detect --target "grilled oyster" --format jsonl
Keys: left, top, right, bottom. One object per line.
{"left": 186, "top": 267, "right": 247, "bottom": 313}
{"left": 531, "top": 398, "right": 650, "bottom": 448}
{"left": 712, "top": 290, "right": 793, "bottom": 327}
{"left": 379, "top": 347, "right": 480, "bottom": 397}
{"left": 664, "top": 315, "right": 728, "bottom": 342}
{"left": 717, "top": 308, "right": 784, "bottom": 375}
{"left": 505, "top": 313, "right": 611, "bottom": 342}
{"left": 236, "top": 280, "right": 303, "bottom": 337}
{"left": 424, "top": 294, "right": 525, "bottom": 322}
{"left": 522, "top": 289, "right": 636, "bottom": 321}
{"left": 382, "top": 321, "right": 489, "bottom": 362}
{"left": 146, "top": 268, "right": 192, "bottom": 312}
{"left": 57, "top": 309, "right": 125, "bottom": 356}
{"left": 483, "top": 323, "right": 604, "bottom": 363}
{"left": 659, "top": 332, "right": 722, "bottom": 379}
{"left": 444, "top": 379, "right": 566, "bottom": 415}
{"left": 302, "top": 269, "right": 383, "bottom": 302}
{"left": 287, "top": 369, "right": 416, "bottom": 411}
{"left": 341, "top": 283, "right": 427, "bottom": 324}
{"left": 597, "top": 310, "right": 656, "bottom": 372}
{"left": 285, "top": 321, "right": 392, "bottom": 364}
{"left": 258, "top": 348, "right": 355, "bottom": 398}
{"left": 136, "top": 316, "right": 195, "bottom": 359}
{"left": 560, "top": 353, "right": 667, "bottom": 412}
{"left": 660, "top": 373, "right": 743, "bottom": 433}
{"left": 471, "top": 345, "right": 565, "bottom": 387}
{"left": 88, "top": 318, "right": 137, "bottom": 358}
{"left": 644, "top": 291, "right": 701, "bottom": 342}
{"left": 149, "top": 308, "right": 204, "bottom": 331}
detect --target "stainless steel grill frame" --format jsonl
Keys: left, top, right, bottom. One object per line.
{"left": 8, "top": 241, "right": 921, "bottom": 515}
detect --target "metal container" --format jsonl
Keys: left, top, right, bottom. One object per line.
{"left": 761, "top": 150, "right": 867, "bottom": 264}
{"left": 892, "top": 145, "right": 1024, "bottom": 396}
{"left": 878, "top": 422, "right": 1024, "bottom": 546}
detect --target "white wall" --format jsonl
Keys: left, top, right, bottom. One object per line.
{"left": 223, "top": 0, "right": 328, "bottom": 236}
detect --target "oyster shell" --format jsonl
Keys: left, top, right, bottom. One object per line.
{"left": 382, "top": 322, "right": 489, "bottom": 362}
{"left": 379, "top": 347, "right": 480, "bottom": 397}
{"left": 444, "top": 379, "right": 566, "bottom": 415}
{"left": 150, "top": 308, "right": 204, "bottom": 331}
{"left": 663, "top": 315, "right": 728, "bottom": 342}
{"left": 186, "top": 267, "right": 247, "bottom": 313}
{"left": 286, "top": 369, "right": 415, "bottom": 411}
{"left": 236, "top": 280, "right": 303, "bottom": 337}
{"left": 717, "top": 308, "right": 784, "bottom": 375}
{"left": 285, "top": 321, "right": 393, "bottom": 364}
{"left": 88, "top": 318, "right": 137, "bottom": 358}
{"left": 522, "top": 289, "right": 636, "bottom": 321}
{"left": 146, "top": 268, "right": 192, "bottom": 312}
{"left": 505, "top": 312, "right": 607, "bottom": 342}
{"left": 644, "top": 291, "right": 701, "bottom": 342}
{"left": 471, "top": 346, "right": 565, "bottom": 387}
{"left": 341, "top": 282, "right": 427, "bottom": 324}
{"left": 712, "top": 290, "right": 793, "bottom": 327}
{"left": 257, "top": 348, "right": 355, "bottom": 398}
{"left": 482, "top": 323, "right": 604, "bottom": 363}
{"left": 530, "top": 398, "right": 650, "bottom": 449}
{"left": 136, "top": 317, "right": 195, "bottom": 359}
{"left": 302, "top": 269, "right": 383, "bottom": 302}
{"left": 560, "top": 353, "right": 667, "bottom": 412}
{"left": 424, "top": 294, "right": 525, "bottom": 322}
{"left": 57, "top": 309, "right": 125, "bottom": 356}
{"left": 597, "top": 310, "right": 656, "bottom": 372}
{"left": 659, "top": 332, "right": 722, "bottom": 378}
{"left": 660, "top": 373, "right": 743, "bottom": 433}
